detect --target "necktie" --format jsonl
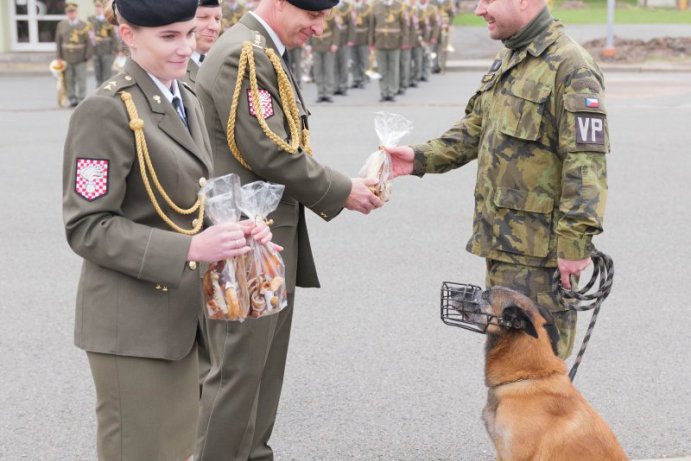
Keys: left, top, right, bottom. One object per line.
{"left": 172, "top": 96, "right": 188, "bottom": 129}
{"left": 282, "top": 51, "right": 291, "bottom": 71}
{"left": 199, "top": 54, "right": 205, "bottom": 63}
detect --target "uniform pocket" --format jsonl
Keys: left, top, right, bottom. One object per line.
{"left": 499, "top": 82, "right": 551, "bottom": 141}
{"left": 491, "top": 187, "right": 554, "bottom": 258}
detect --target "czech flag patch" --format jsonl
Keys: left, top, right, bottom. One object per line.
{"left": 75, "top": 158, "right": 109, "bottom": 201}
{"left": 585, "top": 97, "right": 600, "bottom": 108}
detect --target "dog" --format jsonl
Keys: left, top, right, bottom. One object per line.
{"left": 476, "top": 286, "right": 628, "bottom": 461}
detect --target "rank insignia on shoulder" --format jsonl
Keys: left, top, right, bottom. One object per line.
{"left": 247, "top": 88, "right": 274, "bottom": 119}
{"left": 75, "top": 158, "right": 109, "bottom": 201}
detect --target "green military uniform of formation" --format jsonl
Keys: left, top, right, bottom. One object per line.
{"left": 412, "top": 14, "right": 609, "bottom": 358}
{"left": 55, "top": 2, "right": 92, "bottom": 106}
{"left": 87, "top": 1, "right": 120, "bottom": 86}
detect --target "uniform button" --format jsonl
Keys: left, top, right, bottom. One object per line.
{"left": 192, "top": 218, "right": 199, "bottom": 226}
{"left": 199, "top": 177, "right": 207, "bottom": 187}
{"left": 188, "top": 261, "right": 197, "bottom": 271}
{"left": 124, "top": 75, "right": 132, "bottom": 81}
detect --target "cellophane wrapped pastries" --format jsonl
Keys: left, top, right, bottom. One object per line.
{"left": 359, "top": 112, "right": 414, "bottom": 202}
{"left": 199, "top": 174, "right": 250, "bottom": 321}
{"left": 236, "top": 181, "right": 288, "bottom": 319}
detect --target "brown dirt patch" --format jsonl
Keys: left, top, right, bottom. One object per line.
{"left": 582, "top": 36, "right": 691, "bottom": 63}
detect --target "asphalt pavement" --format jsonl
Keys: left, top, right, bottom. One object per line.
{"left": 0, "top": 29, "right": 690, "bottom": 461}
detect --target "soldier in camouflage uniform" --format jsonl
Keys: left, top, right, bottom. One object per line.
{"left": 55, "top": 2, "right": 92, "bottom": 107}
{"left": 386, "top": 0, "right": 609, "bottom": 359}
{"left": 350, "top": 0, "right": 372, "bottom": 89}
{"left": 369, "top": 0, "right": 408, "bottom": 102}
{"left": 88, "top": 0, "right": 119, "bottom": 86}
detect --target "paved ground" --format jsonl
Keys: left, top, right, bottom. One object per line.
{"left": 0, "top": 54, "right": 690, "bottom": 459}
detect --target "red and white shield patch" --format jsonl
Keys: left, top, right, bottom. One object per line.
{"left": 75, "top": 158, "right": 109, "bottom": 201}
{"left": 247, "top": 88, "right": 274, "bottom": 119}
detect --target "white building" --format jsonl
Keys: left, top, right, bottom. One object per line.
{"left": 1, "top": 0, "right": 96, "bottom": 53}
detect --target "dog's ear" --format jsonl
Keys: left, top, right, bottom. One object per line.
{"left": 502, "top": 305, "right": 538, "bottom": 339}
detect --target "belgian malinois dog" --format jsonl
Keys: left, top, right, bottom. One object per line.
{"left": 478, "top": 286, "right": 628, "bottom": 461}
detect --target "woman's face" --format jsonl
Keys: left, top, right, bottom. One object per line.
{"left": 120, "top": 20, "right": 196, "bottom": 86}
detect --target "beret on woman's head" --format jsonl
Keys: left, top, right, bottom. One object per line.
{"left": 113, "top": 0, "right": 198, "bottom": 27}
{"left": 199, "top": 0, "right": 221, "bottom": 6}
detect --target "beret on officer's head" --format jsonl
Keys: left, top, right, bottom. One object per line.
{"left": 198, "top": 0, "right": 221, "bottom": 6}
{"left": 65, "top": 2, "right": 78, "bottom": 11}
{"left": 285, "top": 0, "right": 338, "bottom": 11}
{"left": 113, "top": 0, "right": 197, "bottom": 27}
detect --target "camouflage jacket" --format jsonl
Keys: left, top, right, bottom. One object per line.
{"left": 412, "top": 20, "right": 609, "bottom": 267}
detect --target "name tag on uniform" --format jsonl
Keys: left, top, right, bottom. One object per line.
{"left": 576, "top": 115, "right": 605, "bottom": 145}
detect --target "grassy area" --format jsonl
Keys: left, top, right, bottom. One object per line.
{"left": 454, "top": 4, "right": 691, "bottom": 25}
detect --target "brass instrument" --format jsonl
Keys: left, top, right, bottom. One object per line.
{"left": 49, "top": 59, "right": 68, "bottom": 108}
{"left": 364, "top": 50, "right": 381, "bottom": 81}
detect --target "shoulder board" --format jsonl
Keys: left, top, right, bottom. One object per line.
{"left": 98, "top": 72, "right": 136, "bottom": 96}
{"left": 250, "top": 32, "right": 266, "bottom": 48}
{"left": 181, "top": 80, "right": 197, "bottom": 96}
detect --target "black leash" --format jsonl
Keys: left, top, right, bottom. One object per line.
{"left": 552, "top": 250, "right": 614, "bottom": 381}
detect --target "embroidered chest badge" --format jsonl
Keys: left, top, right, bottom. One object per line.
{"left": 75, "top": 158, "right": 109, "bottom": 201}
{"left": 247, "top": 88, "right": 274, "bottom": 119}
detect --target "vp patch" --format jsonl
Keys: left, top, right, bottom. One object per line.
{"left": 576, "top": 115, "right": 605, "bottom": 145}
{"left": 247, "top": 88, "right": 274, "bottom": 119}
{"left": 75, "top": 158, "right": 109, "bottom": 201}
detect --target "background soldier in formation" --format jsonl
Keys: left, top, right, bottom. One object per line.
{"left": 370, "top": 0, "right": 408, "bottom": 102}
{"left": 350, "top": 0, "right": 372, "bottom": 89}
{"left": 334, "top": 0, "right": 356, "bottom": 95}
{"left": 417, "top": 0, "right": 439, "bottom": 82}
{"left": 432, "top": 0, "right": 455, "bottom": 72}
{"left": 87, "top": 0, "right": 118, "bottom": 86}
{"left": 397, "top": 0, "right": 415, "bottom": 96}
{"left": 55, "top": 2, "right": 92, "bottom": 107}
{"left": 387, "top": 0, "right": 609, "bottom": 360}
{"left": 221, "top": 0, "right": 247, "bottom": 31}
{"left": 310, "top": 13, "right": 340, "bottom": 102}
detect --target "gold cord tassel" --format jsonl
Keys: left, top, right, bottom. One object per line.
{"left": 226, "top": 42, "right": 312, "bottom": 172}
{"left": 119, "top": 91, "right": 204, "bottom": 235}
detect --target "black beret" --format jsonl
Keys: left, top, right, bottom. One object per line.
{"left": 198, "top": 0, "right": 221, "bottom": 6}
{"left": 286, "top": 0, "right": 338, "bottom": 11}
{"left": 114, "top": 0, "right": 198, "bottom": 27}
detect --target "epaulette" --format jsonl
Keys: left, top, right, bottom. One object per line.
{"left": 181, "top": 80, "right": 197, "bottom": 97}
{"left": 98, "top": 72, "right": 136, "bottom": 96}
{"left": 250, "top": 31, "right": 266, "bottom": 49}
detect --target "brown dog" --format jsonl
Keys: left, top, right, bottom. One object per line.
{"left": 478, "top": 286, "right": 628, "bottom": 461}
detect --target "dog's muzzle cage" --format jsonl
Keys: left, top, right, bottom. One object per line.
{"left": 441, "top": 282, "right": 508, "bottom": 334}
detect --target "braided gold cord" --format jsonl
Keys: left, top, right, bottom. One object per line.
{"left": 226, "top": 42, "right": 312, "bottom": 172}
{"left": 119, "top": 91, "right": 204, "bottom": 236}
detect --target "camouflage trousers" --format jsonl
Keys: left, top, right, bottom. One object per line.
{"left": 485, "top": 259, "right": 576, "bottom": 359}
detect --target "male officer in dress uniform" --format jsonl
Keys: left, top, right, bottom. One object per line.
{"left": 195, "top": 0, "right": 382, "bottom": 459}
{"left": 185, "top": 0, "right": 223, "bottom": 87}
{"left": 55, "top": 2, "right": 92, "bottom": 107}
{"left": 87, "top": 0, "right": 118, "bottom": 86}
{"left": 387, "top": 0, "right": 609, "bottom": 359}
{"left": 333, "top": 0, "right": 356, "bottom": 95}
{"left": 369, "top": 0, "right": 408, "bottom": 102}
{"left": 309, "top": 12, "right": 340, "bottom": 102}
{"left": 350, "top": 0, "right": 372, "bottom": 89}
{"left": 222, "top": 0, "right": 248, "bottom": 30}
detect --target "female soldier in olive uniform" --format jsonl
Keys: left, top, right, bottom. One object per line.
{"left": 62, "top": 0, "right": 270, "bottom": 459}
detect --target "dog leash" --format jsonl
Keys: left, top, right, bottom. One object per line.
{"left": 552, "top": 250, "right": 614, "bottom": 381}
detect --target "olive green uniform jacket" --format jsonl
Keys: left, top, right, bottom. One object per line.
{"left": 369, "top": 0, "right": 409, "bottom": 49}
{"left": 196, "top": 14, "right": 352, "bottom": 293}
{"left": 87, "top": 15, "right": 119, "bottom": 56}
{"left": 63, "top": 59, "right": 213, "bottom": 360}
{"left": 412, "top": 20, "right": 609, "bottom": 268}
{"left": 309, "top": 15, "right": 341, "bottom": 53}
{"left": 56, "top": 19, "right": 93, "bottom": 64}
